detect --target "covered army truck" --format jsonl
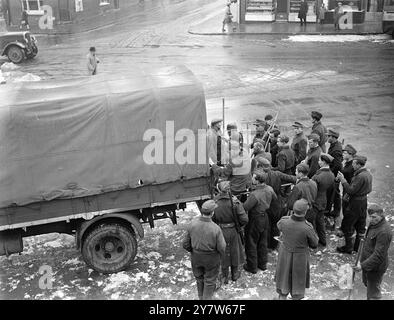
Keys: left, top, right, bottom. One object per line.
{"left": 0, "top": 66, "right": 213, "bottom": 273}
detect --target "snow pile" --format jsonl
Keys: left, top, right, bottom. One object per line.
{"left": 284, "top": 34, "right": 390, "bottom": 42}
{"left": 12, "top": 73, "right": 41, "bottom": 82}
{"left": 0, "top": 70, "right": 6, "bottom": 84}
{"left": 1, "top": 62, "right": 20, "bottom": 72}
{"left": 103, "top": 272, "right": 132, "bottom": 292}
{"left": 44, "top": 239, "right": 63, "bottom": 248}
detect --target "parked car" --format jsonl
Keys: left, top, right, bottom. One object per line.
{"left": 0, "top": 31, "right": 38, "bottom": 64}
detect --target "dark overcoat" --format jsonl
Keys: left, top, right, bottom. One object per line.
{"left": 213, "top": 194, "right": 249, "bottom": 268}
{"left": 275, "top": 215, "right": 319, "bottom": 296}
{"left": 312, "top": 167, "right": 335, "bottom": 211}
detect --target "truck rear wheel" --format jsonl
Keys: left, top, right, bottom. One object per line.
{"left": 81, "top": 222, "right": 137, "bottom": 274}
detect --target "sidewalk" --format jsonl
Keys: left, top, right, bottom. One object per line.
{"left": 188, "top": 10, "right": 383, "bottom": 36}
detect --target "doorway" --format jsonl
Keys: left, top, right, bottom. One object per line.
{"left": 276, "top": 0, "right": 289, "bottom": 20}
{"left": 58, "top": 0, "right": 71, "bottom": 21}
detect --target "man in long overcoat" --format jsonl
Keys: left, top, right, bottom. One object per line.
{"left": 275, "top": 199, "right": 319, "bottom": 300}
{"left": 213, "top": 181, "right": 249, "bottom": 284}
{"left": 272, "top": 135, "right": 295, "bottom": 175}
{"left": 182, "top": 200, "right": 226, "bottom": 300}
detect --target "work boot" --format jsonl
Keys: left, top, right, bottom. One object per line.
{"left": 337, "top": 236, "right": 353, "bottom": 254}
{"left": 221, "top": 268, "right": 229, "bottom": 285}
{"left": 231, "top": 266, "right": 240, "bottom": 282}
{"left": 243, "top": 264, "right": 257, "bottom": 274}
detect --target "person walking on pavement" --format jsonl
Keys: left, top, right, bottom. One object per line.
{"left": 291, "top": 122, "right": 308, "bottom": 167}
{"left": 287, "top": 163, "right": 318, "bottom": 225}
{"left": 182, "top": 200, "right": 226, "bottom": 300}
{"left": 311, "top": 154, "right": 335, "bottom": 246}
{"left": 275, "top": 199, "right": 319, "bottom": 300}
{"left": 222, "top": 2, "right": 233, "bottom": 32}
{"left": 243, "top": 171, "right": 277, "bottom": 273}
{"left": 298, "top": 0, "right": 309, "bottom": 27}
{"left": 87, "top": 47, "right": 100, "bottom": 76}
{"left": 336, "top": 155, "right": 373, "bottom": 254}
{"left": 318, "top": 2, "right": 326, "bottom": 24}
{"left": 213, "top": 181, "right": 249, "bottom": 285}
{"left": 20, "top": 9, "right": 29, "bottom": 30}
{"left": 353, "top": 204, "right": 392, "bottom": 300}
{"left": 311, "top": 111, "right": 327, "bottom": 153}
{"left": 325, "top": 128, "right": 343, "bottom": 227}
{"left": 272, "top": 135, "right": 296, "bottom": 175}
{"left": 334, "top": 2, "right": 344, "bottom": 31}
{"left": 304, "top": 133, "right": 322, "bottom": 178}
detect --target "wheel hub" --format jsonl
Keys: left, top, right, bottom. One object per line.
{"left": 104, "top": 241, "right": 115, "bottom": 252}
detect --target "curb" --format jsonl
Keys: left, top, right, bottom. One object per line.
{"left": 188, "top": 30, "right": 385, "bottom": 36}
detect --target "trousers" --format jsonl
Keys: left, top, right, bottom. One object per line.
{"left": 191, "top": 251, "right": 221, "bottom": 300}
{"left": 362, "top": 270, "right": 385, "bottom": 300}
{"left": 341, "top": 198, "right": 367, "bottom": 251}
{"left": 245, "top": 214, "right": 268, "bottom": 271}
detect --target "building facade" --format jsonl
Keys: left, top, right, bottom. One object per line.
{"left": 2, "top": 0, "right": 134, "bottom": 34}
{"left": 240, "top": 0, "right": 384, "bottom": 23}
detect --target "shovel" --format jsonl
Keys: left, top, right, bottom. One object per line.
{"left": 337, "top": 238, "right": 365, "bottom": 300}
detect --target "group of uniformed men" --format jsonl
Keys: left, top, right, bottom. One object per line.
{"left": 182, "top": 111, "right": 392, "bottom": 300}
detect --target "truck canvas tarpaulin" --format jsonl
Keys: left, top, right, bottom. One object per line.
{"left": 0, "top": 66, "right": 209, "bottom": 209}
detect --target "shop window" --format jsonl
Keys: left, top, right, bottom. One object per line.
{"left": 22, "top": 0, "right": 44, "bottom": 13}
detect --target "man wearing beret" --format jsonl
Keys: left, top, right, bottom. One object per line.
{"left": 243, "top": 171, "right": 277, "bottom": 273}
{"left": 311, "top": 111, "right": 327, "bottom": 153}
{"left": 275, "top": 199, "right": 319, "bottom": 300}
{"left": 304, "top": 133, "right": 322, "bottom": 178}
{"left": 207, "top": 118, "right": 228, "bottom": 166}
{"left": 325, "top": 128, "right": 343, "bottom": 224}
{"left": 182, "top": 199, "right": 227, "bottom": 300}
{"left": 287, "top": 163, "right": 318, "bottom": 225}
{"left": 311, "top": 154, "right": 336, "bottom": 246}
{"left": 354, "top": 204, "right": 392, "bottom": 300}
{"left": 336, "top": 155, "right": 373, "bottom": 254}
{"left": 291, "top": 122, "right": 308, "bottom": 167}
{"left": 212, "top": 181, "right": 249, "bottom": 285}
{"left": 272, "top": 135, "right": 295, "bottom": 175}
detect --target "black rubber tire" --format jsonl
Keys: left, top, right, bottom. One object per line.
{"left": 81, "top": 222, "right": 137, "bottom": 274}
{"left": 7, "top": 45, "right": 25, "bottom": 64}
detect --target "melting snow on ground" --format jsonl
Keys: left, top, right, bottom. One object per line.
{"left": 284, "top": 34, "right": 392, "bottom": 42}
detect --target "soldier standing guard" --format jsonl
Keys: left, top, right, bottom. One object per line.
{"left": 213, "top": 181, "right": 249, "bottom": 284}
{"left": 275, "top": 199, "right": 319, "bottom": 300}
{"left": 182, "top": 200, "right": 226, "bottom": 300}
